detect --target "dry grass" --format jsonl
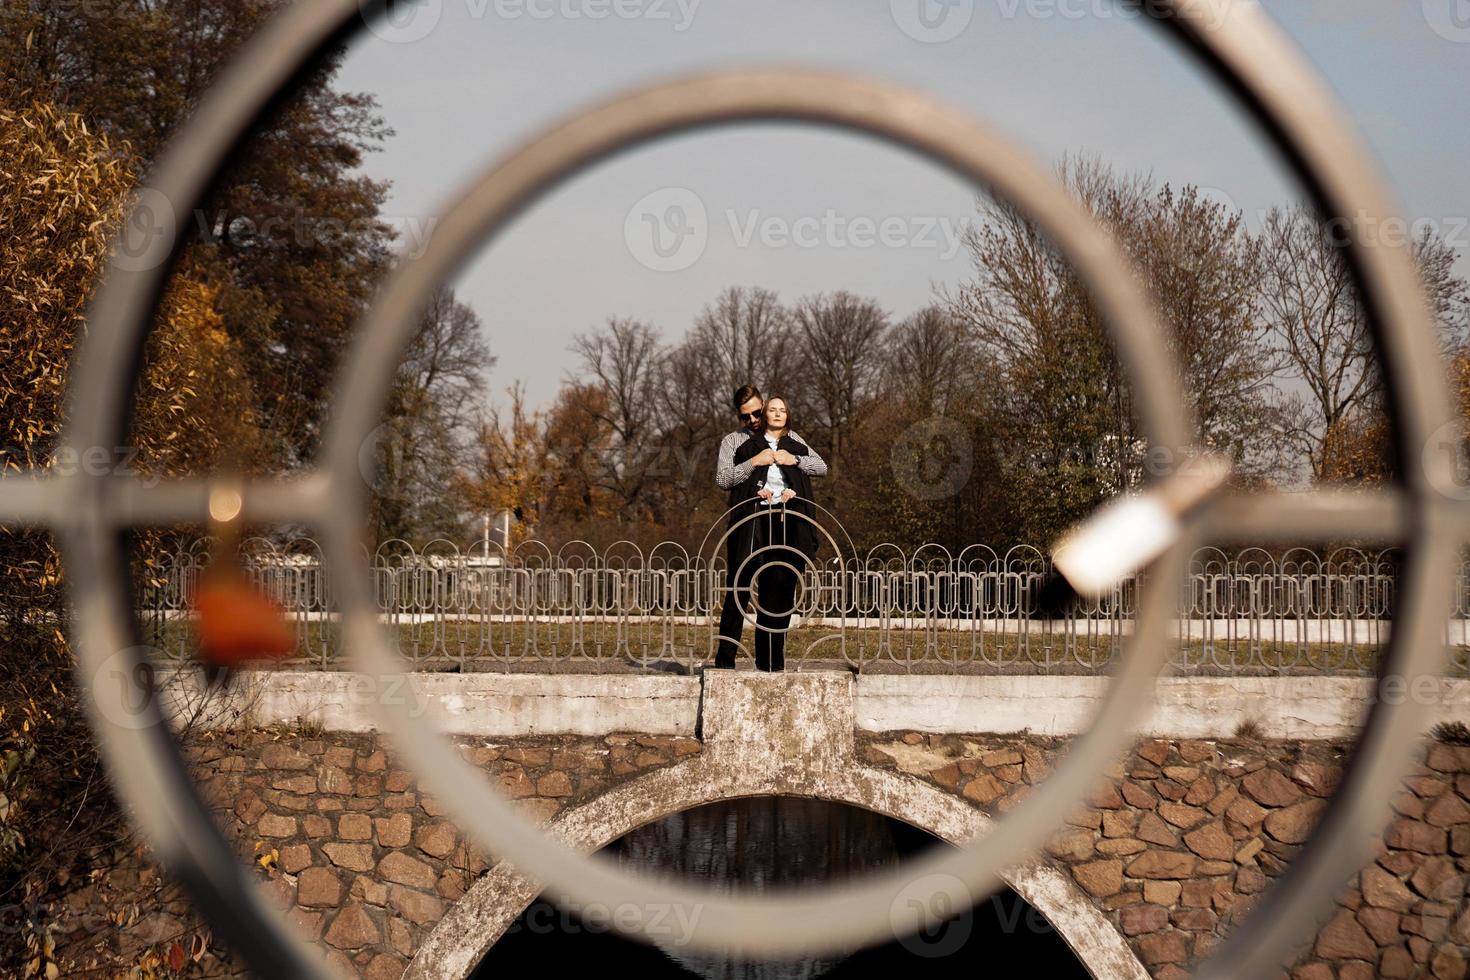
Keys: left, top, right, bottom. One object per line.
{"left": 139, "top": 618, "right": 1431, "bottom": 676}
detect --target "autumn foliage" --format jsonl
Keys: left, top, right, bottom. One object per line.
{"left": 0, "top": 100, "right": 267, "bottom": 975}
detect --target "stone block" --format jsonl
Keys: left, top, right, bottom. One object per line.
{"left": 324, "top": 904, "right": 379, "bottom": 950}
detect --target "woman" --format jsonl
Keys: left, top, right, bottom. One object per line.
{"left": 728, "top": 396, "right": 821, "bottom": 671}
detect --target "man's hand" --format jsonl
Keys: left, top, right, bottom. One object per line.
{"left": 779, "top": 489, "right": 796, "bottom": 504}
{"left": 752, "top": 448, "right": 777, "bottom": 466}
{"left": 758, "top": 487, "right": 774, "bottom": 501}
{"left": 773, "top": 450, "right": 798, "bottom": 466}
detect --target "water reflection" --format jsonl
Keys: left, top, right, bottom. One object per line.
{"left": 615, "top": 796, "right": 896, "bottom": 980}
{"left": 475, "top": 797, "right": 1088, "bottom": 979}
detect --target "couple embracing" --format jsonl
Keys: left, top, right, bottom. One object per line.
{"left": 711, "top": 384, "right": 828, "bottom": 672}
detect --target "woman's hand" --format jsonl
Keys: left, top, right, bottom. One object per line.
{"left": 779, "top": 489, "right": 796, "bottom": 504}
{"left": 758, "top": 487, "right": 774, "bottom": 501}
{"left": 773, "top": 450, "right": 798, "bottom": 466}
{"left": 752, "top": 448, "right": 778, "bottom": 466}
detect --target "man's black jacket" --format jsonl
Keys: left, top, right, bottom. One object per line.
{"left": 724, "top": 432, "right": 821, "bottom": 564}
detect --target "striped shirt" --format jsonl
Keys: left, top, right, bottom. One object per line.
{"left": 715, "top": 429, "right": 827, "bottom": 491}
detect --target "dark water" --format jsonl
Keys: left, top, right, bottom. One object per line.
{"left": 474, "top": 797, "right": 1089, "bottom": 979}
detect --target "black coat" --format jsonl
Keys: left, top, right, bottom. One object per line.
{"left": 725, "top": 432, "right": 821, "bottom": 562}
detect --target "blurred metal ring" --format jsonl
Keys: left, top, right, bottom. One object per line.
{"left": 21, "top": 0, "right": 1458, "bottom": 976}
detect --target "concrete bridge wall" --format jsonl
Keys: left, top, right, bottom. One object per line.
{"left": 162, "top": 669, "right": 1470, "bottom": 741}
{"left": 97, "top": 671, "right": 1470, "bottom": 979}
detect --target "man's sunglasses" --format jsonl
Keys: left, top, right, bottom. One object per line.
{"left": 739, "top": 408, "right": 764, "bottom": 421}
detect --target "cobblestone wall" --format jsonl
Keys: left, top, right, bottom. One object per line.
{"left": 860, "top": 732, "right": 1470, "bottom": 979}
{"left": 208, "top": 730, "right": 701, "bottom": 978}
{"left": 46, "top": 728, "right": 1470, "bottom": 978}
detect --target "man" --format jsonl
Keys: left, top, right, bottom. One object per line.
{"left": 712, "top": 385, "right": 827, "bottom": 669}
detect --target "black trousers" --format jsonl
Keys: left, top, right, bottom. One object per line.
{"left": 714, "top": 508, "right": 807, "bottom": 671}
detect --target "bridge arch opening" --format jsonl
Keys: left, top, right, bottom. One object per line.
{"left": 408, "top": 674, "right": 1148, "bottom": 979}
{"left": 473, "top": 796, "right": 1089, "bottom": 979}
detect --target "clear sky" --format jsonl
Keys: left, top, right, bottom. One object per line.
{"left": 334, "top": 0, "right": 1470, "bottom": 410}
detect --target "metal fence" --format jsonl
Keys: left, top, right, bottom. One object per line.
{"left": 137, "top": 535, "right": 1470, "bottom": 674}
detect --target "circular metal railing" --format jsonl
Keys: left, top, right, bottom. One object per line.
{"left": 0, "top": 1, "right": 1464, "bottom": 977}
{"left": 133, "top": 534, "right": 1468, "bottom": 675}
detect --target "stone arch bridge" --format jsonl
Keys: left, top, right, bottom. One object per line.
{"left": 148, "top": 670, "right": 1470, "bottom": 980}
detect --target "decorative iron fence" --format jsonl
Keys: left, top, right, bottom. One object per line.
{"left": 137, "top": 535, "right": 1470, "bottom": 674}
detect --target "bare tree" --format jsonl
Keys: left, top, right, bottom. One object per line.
{"left": 1132, "top": 185, "right": 1277, "bottom": 477}
{"left": 1259, "top": 205, "right": 1468, "bottom": 481}
{"left": 791, "top": 290, "right": 890, "bottom": 469}
{"left": 371, "top": 286, "right": 492, "bottom": 542}
{"left": 654, "top": 340, "right": 723, "bottom": 517}
{"left": 942, "top": 159, "right": 1135, "bottom": 511}
{"left": 685, "top": 286, "right": 793, "bottom": 418}
{"left": 883, "top": 305, "right": 975, "bottom": 416}
{"left": 943, "top": 157, "right": 1279, "bottom": 542}
{"left": 570, "top": 317, "right": 666, "bottom": 519}
{"left": 1258, "top": 206, "right": 1372, "bottom": 482}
